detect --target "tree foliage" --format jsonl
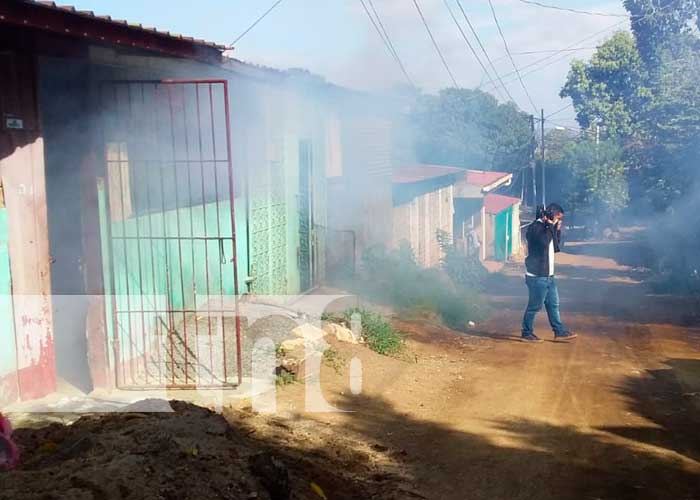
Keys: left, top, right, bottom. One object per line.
{"left": 543, "top": 128, "right": 579, "bottom": 165}
{"left": 409, "top": 88, "right": 532, "bottom": 171}
{"left": 561, "top": 3, "right": 700, "bottom": 209}
{"left": 556, "top": 1, "right": 700, "bottom": 292}
{"left": 624, "top": 0, "right": 699, "bottom": 67}
{"left": 559, "top": 140, "right": 629, "bottom": 217}
{"left": 560, "top": 31, "right": 650, "bottom": 138}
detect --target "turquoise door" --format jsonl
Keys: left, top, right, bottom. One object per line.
{"left": 494, "top": 207, "right": 513, "bottom": 261}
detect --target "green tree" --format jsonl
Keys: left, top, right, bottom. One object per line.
{"left": 616, "top": 1, "right": 700, "bottom": 292}
{"left": 409, "top": 88, "right": 531, "bottom": 171}
{"left": 638, "top": 35, "right": 700, "bottom": 207}
{"left": 543, "top": 127, "right": 578, "bottom": 165}
{"left": 624, "top": 0, "right": 699, "bottom": 67}
{"left": 560, "top": 31, "right": 650, "bottom": 138}
{"left": 559, "top": 140, "right": 629, "bottom": 221}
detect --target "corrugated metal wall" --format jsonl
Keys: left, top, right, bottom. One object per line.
{"left": 393, "top": 184, "right": 454, "bottom": 268}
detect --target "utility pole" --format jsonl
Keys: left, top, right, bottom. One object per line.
{"left": 520, "top": 161, "right": 525, "bottom": 202}
{"left": 530, "top": 114, "right": 536, "bottom": 207}
{"left": 540, "top": 108, "right": 546, "bottom": 207}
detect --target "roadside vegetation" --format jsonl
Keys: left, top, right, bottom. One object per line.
{"left": 323, "top": 307, "right": 405, "bottom": 357}
{"left": 360, "top": 239, "right": 489, "bottom": 331}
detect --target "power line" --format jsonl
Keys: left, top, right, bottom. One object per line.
{"left": 412, "top": 0, "right": 459, "bottom": 88}
{"left": 524, "top": 2, "right": 683, "bottom": 136}
{"left": 516, "top": 0, "right": 630, "bottom": 17}
{"left": 480, "top": 0, "right": 680, "bottom": 93}
{"left": 442, "top": 0, "right": 509, "bottom": 102}
{"left": 359, "top": 0, "right": 415, "bottom": 86}
{"left": 228, "top": 0, "right": 286, "bottom": 47}
{"left": 367, "top": 0, "right": 400, "bottom": 61}
{"left": 487, "top": 0, "right": 538, "bottom": 113}
{"left": 452, "top": 21, "right": 622, "bottom": 109}
{"left": 511, "top": 46, "right": 599, "bottom": 56}
{"left": 442, "top": 0, "right": 678, "bottom": 109}
{"left": 455, "top": 0, "right": 515, "bottom": 105}
{"left": 489, "top": 46, "right": 598, "bottom": 66}
{"left": 545, "top": 102, "right": 573, "bottom": 119}
{"left": 516, "top": 32, "right": 621, "bottom": 80}
{"left": 360, "top": 0, "right": 389, "bottom": 48}
{"left": 478, "top": 20, "right": 625, "bottom": 93}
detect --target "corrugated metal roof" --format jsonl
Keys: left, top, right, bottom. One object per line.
{"left": 465, "top": 170, "right": 511, "bottom": 188}
{"left": 8, "top": 0, "right": 226, "bottom": 50}
{"left": 484, "top": 193, "right": 520, "bottom": 214}
{"left": 393, "top": 164, "right": 465, "bottom": 184}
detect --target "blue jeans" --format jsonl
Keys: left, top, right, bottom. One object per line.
{"left": 522, "top": 276, "right": 568, "bottom": 337}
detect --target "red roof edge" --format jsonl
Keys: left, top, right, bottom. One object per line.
{"left": 1, "top": 0, "right": 225, "bottom": 63}
{"left": 465, "top": 169, "right": 512, "bottom": 189}
{"left": 484, "top": 193, "right": 521, "bottom": 214}
{"left": 393, "top": 164, "right": 465, "bottom": 184}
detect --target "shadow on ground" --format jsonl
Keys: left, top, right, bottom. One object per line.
{"left": 303, "top": 386, "right": 700, "bottom": 500}
{"left": 601, "top": 357, "right": 700, "bottom": 463}
{"left": 563, "top": 239, "right": 654, "bottom": 269}
{"left": 6, "top": 379, "right": 699, "bottom": 500}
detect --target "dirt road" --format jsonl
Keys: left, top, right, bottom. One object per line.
{"left": 3, "top": 234, "right": 698, "bottom": 500}
{"left": 248, "top": 234, "right": 700, "bottom": 500}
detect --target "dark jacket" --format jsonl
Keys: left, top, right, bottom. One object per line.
{"left": 525, "top": 220, "right": 561, "bottom": 277}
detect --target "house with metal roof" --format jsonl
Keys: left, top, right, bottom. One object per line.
{"left": 453, "top": 169, "right": 521, "bottom": 262}
{"left": 392, "top": 165, "right": 465, "bottom": 268}
{"left": 0, "top": 0, "right": 344, "bottom": 404}
{"left": 391, "top": 164, "right": 522, "bottom": 267}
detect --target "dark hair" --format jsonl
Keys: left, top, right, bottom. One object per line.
{"left": 546, "top": 203, "right": 564, "bottom": 216}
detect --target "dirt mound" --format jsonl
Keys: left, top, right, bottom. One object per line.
{"left": 0, "top": 400, "right": 412, "bottom": 500}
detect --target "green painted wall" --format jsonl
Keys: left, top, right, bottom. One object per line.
{"left": 99, "top": 179, "right": 247, "bottom": 355}
{"left": 246, "top": 88, "right": 329, "bottom": 295}
{"left": 284, "top": 133, "right": 301, "bottom": 294}
{"left": 109, "top": 200, "right": 246, "bottom": 303}
{"left": 0, "top": 208, "right": 17, "bottom": 381}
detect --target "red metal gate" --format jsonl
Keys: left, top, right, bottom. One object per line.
{"left": 99, "top": 80, "right": 242, "bottom": 389}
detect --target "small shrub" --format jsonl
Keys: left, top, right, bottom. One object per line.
{"left": 321, "top": 311, "right": 346, "bottom": 325}
{"left": 436, "top": 230, "right": 488, "bottom": 291}
{"left": 275, "top": 366, "right": 296, "bottom": 386}
{"left": 322, "top": 348, "right": 345, "bottom": 374}
{"left": 336, "top": 307, "right": 404, "bottom": 356}
{"left": 360, "top": 242, "right": 489, "bottom": 330}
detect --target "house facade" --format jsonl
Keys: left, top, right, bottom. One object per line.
{"left": 392, "top": 165, "right": 464, "bottom": 268}
{"left": 0, "top": 1, "right": 525, "bottom": 406}
{"left": 0, "top": 0, "right": 341, "bottom": 403}
{"left": 453, "top": 169, "right": 521, "bottom": 262}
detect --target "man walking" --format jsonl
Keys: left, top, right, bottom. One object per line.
{"left": 521, "top": 203, "right": 578, "bottom": 343}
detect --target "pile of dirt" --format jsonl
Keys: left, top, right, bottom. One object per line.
{"left": 0, "top": 400, "right": 415, "bottom": 500}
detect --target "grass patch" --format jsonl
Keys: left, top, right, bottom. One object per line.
{"left": 275, "top": 366, "right": 297, "bottom": 386}
{"left": 322, "top": 348, "right": 345, "bottom": 374}
{"left": 328, "top": 307, "right": 404, "bottom": 356}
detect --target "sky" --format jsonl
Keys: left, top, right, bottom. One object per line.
{"left": 65, "top": 0, "right": 631, "bottom": 127}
